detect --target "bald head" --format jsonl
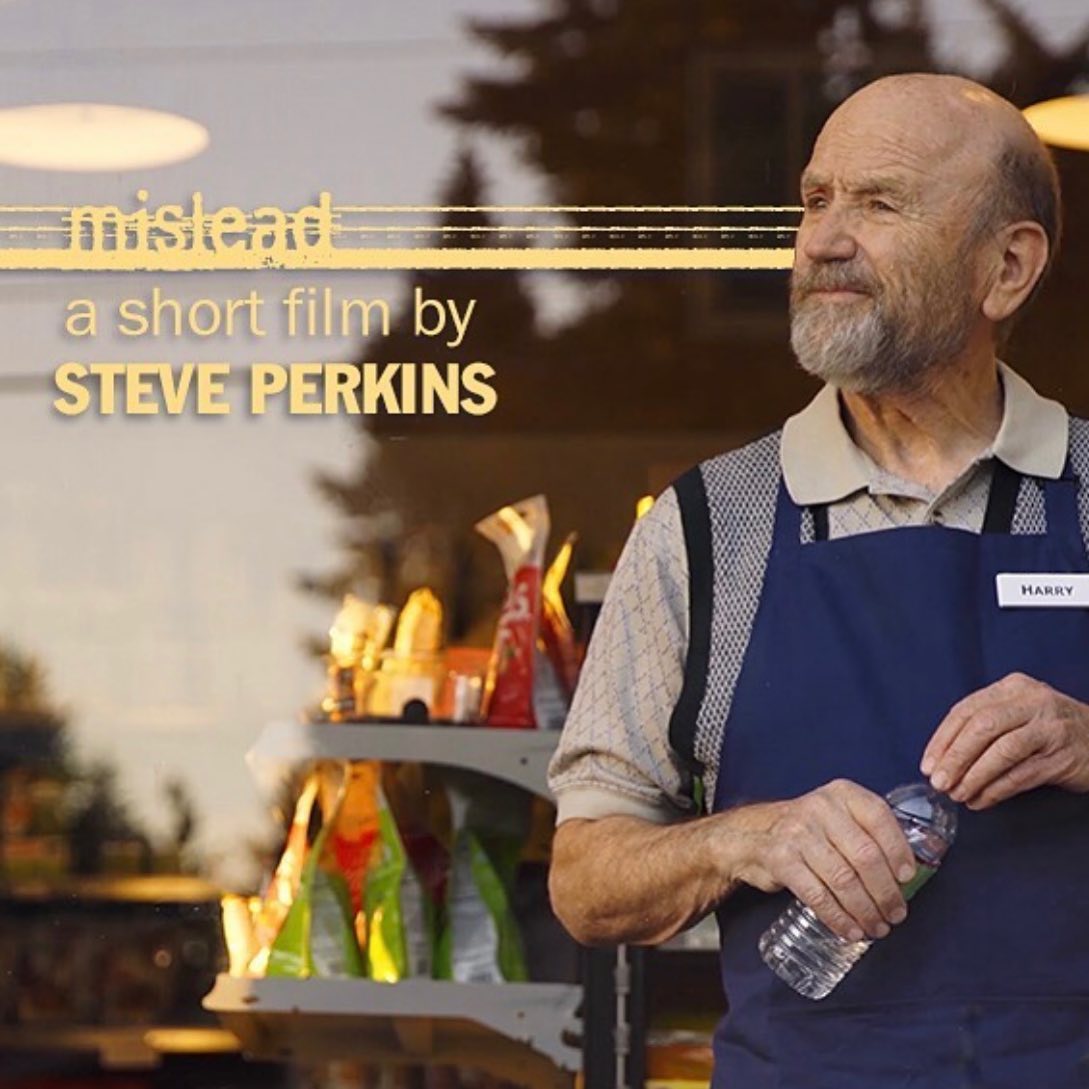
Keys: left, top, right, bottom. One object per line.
{"left": 832, "top": 73, "right": 1041, "bottom": 157}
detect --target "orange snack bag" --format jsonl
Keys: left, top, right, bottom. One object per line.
{"left": 540, "top": 532, "right": 580, "bottom": 698}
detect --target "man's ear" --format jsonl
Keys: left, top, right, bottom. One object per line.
{"left": 981, "top": 221, "right": 1050, "bottom": 324}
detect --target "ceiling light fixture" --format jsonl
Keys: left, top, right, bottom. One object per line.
{"left": 0, "top": 103, "right": 209, "bottom": 171}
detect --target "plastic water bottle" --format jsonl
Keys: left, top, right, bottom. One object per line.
{"left": 758, "top": 782, "right": 957, "bottom": 1000}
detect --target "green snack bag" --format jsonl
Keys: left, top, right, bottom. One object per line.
{"left": 267, "top": 764, "right": 365, "bottom": 979}
{"left": 363, "top": 787, "right": 433, "bottom": 981}
{"left": 436, "top": 781, "right": 529, "bottom": 983}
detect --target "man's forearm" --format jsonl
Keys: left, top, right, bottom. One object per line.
{"left": 549, "top": 807, "right": 773, "bottom": 946}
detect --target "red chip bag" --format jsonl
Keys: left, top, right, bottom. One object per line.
{"left": 477, "top": 496, "right": 551, "bottom": 729}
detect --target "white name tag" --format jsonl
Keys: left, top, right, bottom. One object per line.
{"left": 996, "top": 573, "right": 1089, "bottom": 607}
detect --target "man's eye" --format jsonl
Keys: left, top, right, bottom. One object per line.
{"left": 804, "top": 196, "right": 827, "bottom": 211}
{"left": 869, "top": 199, "right": 896, "bottom": 213}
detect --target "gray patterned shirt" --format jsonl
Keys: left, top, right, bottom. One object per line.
{"left": 549, "top": 364, "right": 1070, "bottom": 823}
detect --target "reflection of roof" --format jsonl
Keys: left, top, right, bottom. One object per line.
{"left": 0, "top": 1025, "right": 240, "bottom": 1069}
{"left": 0, "top": 712, "right": 63, "bottom": 767}
{"left": 1, "top": 874, "right": 222, "bottom": 905}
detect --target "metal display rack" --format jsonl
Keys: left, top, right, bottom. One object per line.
{"left": 246, "top": 720, "right": 559, "bottom": 798}
{"left": 204, "top": 721, "right": 591, "bottom": 1087}
{"left": 205, "top": 975, "right": 581, "bottom": 1089}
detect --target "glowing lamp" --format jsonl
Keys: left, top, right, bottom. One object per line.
{"left": 1023, "top": 95, "right": 1089, "bottom": 153}
{"left": 0, "top": 103, "right": 209, "bottom": 171}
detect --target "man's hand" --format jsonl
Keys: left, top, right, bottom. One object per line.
{"left": 549, "top": 779, "right": 915, "bottom": 948}
{"left": 921, "top": 672, "right": 1089, "bottom": 809}
{"left": 733, "top": 780, "right": 916, "bottom": 943}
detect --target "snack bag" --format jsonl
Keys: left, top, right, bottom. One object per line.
{"left": 248, "top": 772, "right": 321, "bottom": 975}
{"left": 221, "top": 894, "right": 262, "bottom": 978}
{"left": 381, "top": 761, "right": 451, "bottom": 910}
{"left": 362, "top": 785, "right": 434, "bottom": 981}
{"left": 477, "top": 496, "right": 562, "bottom": 729}
{"left": 266, "top": 763, "right": 366, "bottom": 979}
{"left": 540, "top": 532, "right": 580, "bottom": 698}
{"left": 435, "top": 774, "right": 529, "bottom": 984}
{"left": 327, "top": 761, "right": 382, "bottom": 918}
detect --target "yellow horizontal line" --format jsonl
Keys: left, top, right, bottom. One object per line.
{"left": 333, "top": 224, "right": 797, "bottom": 234}
{"left": 0, "top": 226, "right": 69, "bottom": 233}
{"left": 0, "top": 204, "right": 72, "bottom": 213}
{"left": 55, "top": 222, "right": 773, "bottom": 232}
{"left": 0, "top": 247, "right": 794, "bottom": 271}
{"left": 333, "top": 204, "right": 803, "bottom": 214}
{"left": 0, "top": 204, "right": 804, "bottom": 228}
{"left": 0, "top": 203, "right": 803, "bottom": 215}
{"left": 13, "top": 223, "right": 795, "bottom": 237}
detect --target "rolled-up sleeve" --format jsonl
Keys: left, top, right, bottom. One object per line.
{"left": 548, "top": 487, "right": 693, "bottom": 824}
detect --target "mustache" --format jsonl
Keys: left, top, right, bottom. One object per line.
{"left": 791, "top": 264, "right": 880, "bottom": 299}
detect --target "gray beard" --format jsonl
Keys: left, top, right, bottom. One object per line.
{"left": 790, "top": 288, "right": 973, "bottom": 396}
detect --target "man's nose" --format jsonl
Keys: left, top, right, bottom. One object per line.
{"left": 798, "top": 205, "right": 858, "bottom": 263}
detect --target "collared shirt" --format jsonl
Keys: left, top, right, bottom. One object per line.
{"left": 549, "top": 364, "right": 1069, "bottom": 824}
{"left": 782, "top": 363, "right": 1067, "bottom": 534}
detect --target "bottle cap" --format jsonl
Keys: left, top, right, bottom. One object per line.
{"left": 886, "top": 782, "right": 958, "bottom": 862}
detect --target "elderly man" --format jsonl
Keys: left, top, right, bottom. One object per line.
{"left": 549, "top": 73, "right": 1089, "bottom": 1087}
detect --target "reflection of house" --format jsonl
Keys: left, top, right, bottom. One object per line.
{"left": 0, "top": 710, "right": 66, "bottom": 880}
{"left": 0, "top": 876, "right": 292, "bottom": 1088}
{"left": 0, "top": 663, "right": 275, "bottom": 1085}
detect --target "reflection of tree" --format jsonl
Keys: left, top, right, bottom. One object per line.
{"left": 440, "top": 0, "right": 1089, "bottom": 416}
{"left": 437, "top": 2, "right": 940, "bottom": 440}
{"left": 66, "top": 761, "right": 150, "bottom": 875}
{"left": 0, "top": 639, "right": 65, "bottom": 774}
{"left": 978, "top": 0, "right": 1089, "bottom": 102}
{"left": 164, "top": 775, "right": 197, "bottom": 855}
{"left": 0, "top": 641, "right": 203, "bottom": 881}
{"left": 0, "top": 641, "right": 58, "bottom": 717}
{"left": 444, "top": 0, "right": 1087, "bottom": 198}
{"left": 444, "top": 2, "right": 931, "bottom": 206}
{"left": 306, "top": 148, "right": 545, "bottom": 639}
{"left": 312, "top": 1, "right": 1089, "bottom": 632}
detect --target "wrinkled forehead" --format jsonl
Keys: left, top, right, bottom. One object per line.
{"left": 803, "top": 92, "right": 997, "bottom": 200}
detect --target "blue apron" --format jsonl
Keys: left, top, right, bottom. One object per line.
{"left": 711, "top": 463, "right": 1089, "bottom": 1089}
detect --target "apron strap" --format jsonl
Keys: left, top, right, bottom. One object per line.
{"left": 668, "top": 466, "right": 712, "bottom": 782}
{"left": 1042, "top": 463, "right": 1086, "bottom": 554}
{"left": 982, "top": 460, "right": 1021, "bottom": 534}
